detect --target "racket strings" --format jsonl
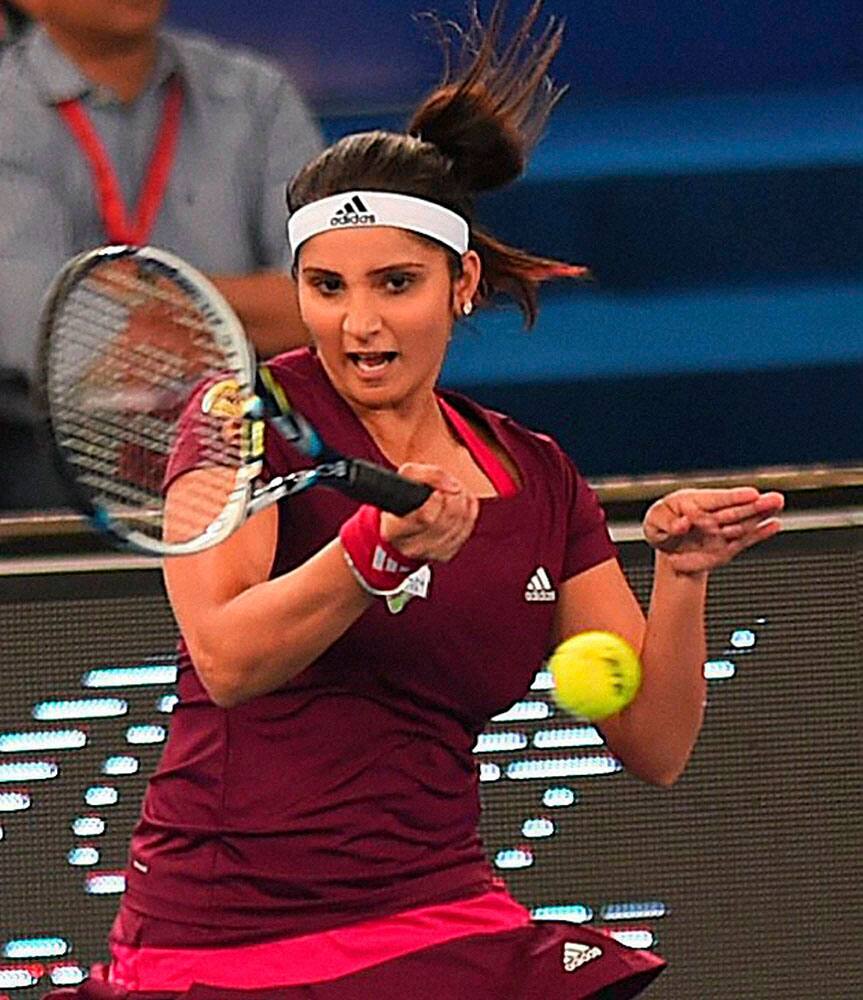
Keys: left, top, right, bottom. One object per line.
{"left": 58, "top": 300, "right": 214, "bottom": 408}
{"left": 47, "top": 260, "right": 249, "bottom": 545}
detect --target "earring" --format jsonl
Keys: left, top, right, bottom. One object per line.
{"left": 462, "top": 301, "right": 473, "bottom": 316}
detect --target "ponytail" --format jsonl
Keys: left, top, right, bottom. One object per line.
{"left": 409, "top": 1, "right": 563, "bottom": 192}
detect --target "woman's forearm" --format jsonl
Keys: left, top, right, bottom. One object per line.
{"left": 603, "top": 554, "right": 709, "bottom": 786}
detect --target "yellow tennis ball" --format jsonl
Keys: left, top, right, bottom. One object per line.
{"left": 548, "top": 630, "right": 642, "bottom": 721}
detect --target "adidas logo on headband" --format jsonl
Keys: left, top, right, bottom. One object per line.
{"left": 288, "top": 190, "right": 470, "bottom": 255}
{"left": 330, "top": 195, "right": 376, "bottom": 227}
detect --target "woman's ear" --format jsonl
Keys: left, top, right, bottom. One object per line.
{"left": 453, "top": 250, "right": 482, "bottom": 317}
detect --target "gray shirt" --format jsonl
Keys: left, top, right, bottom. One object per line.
{"left": 0, "top": 26, "right": 322, "bottom": 380}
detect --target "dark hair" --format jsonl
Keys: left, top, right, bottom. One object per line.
{"left": 287, "top": 1, "right": 587, "bottom": 328}
{"left": 2, "top": 2, "right": 32, "bottom": 40}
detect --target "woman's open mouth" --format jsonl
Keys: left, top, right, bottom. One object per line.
{"left": 346, "top": 351, "right": 398, "bottom": 374}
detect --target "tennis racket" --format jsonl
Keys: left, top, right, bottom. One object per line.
{"left": 35, "top": 244, "right": 432, "bottom": 557}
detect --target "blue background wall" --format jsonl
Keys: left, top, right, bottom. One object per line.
{"left": 167, "top": 0, "right": 863, "bottom": 475}
{"left": 167, "top": 0, "right": 863, "bottom": 109}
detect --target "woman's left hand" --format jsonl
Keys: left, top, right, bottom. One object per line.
{"left": 643, "top": 487, "right": 785, "bottom": 575}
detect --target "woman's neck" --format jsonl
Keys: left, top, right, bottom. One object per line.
{"left": 45, "top": 24, "right": 158, "bottom": 103}
{"left": 355, "top": 392, "right": 452, "bottom": 468}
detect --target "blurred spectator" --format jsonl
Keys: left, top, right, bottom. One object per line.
{"left": 0, "top": 2, "right": 31, "bottom": 45}
{"left": 0, "top": 0, "right": 322, "bottom": 510}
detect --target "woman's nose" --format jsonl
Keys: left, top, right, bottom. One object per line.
{"left": 340, "top": 292, "right": 383, "bottom": 339}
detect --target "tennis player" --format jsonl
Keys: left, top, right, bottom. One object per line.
{"left": 47, "top": 3, "right": 783, "bottom": 998}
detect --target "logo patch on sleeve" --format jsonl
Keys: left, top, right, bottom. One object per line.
{"left": 201, "top": 377, "right": 244, "bottom": 418}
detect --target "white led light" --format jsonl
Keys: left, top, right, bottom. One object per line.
{"left": 82, "top": 664, "right": 177, "bottom": 687}
{"left": 601, "top": 902, "right": 667, "bottom": 921}
{"left": 542, "top": 787, "right": 577, "bottom": 807}
{"left": 51, "top": 966, "right": 86, "bottom": 986}
{"left": 0, "top": 792, "right": 30, "bottom": 812}
{"left": 507, "top": 756, "right": 621, "bottom": 780}
{"left": 72, "top": 816, "right": 106, "bottom": 836}
{"left": 85, "top": 872, "right": 126, "bottom": 894}
{"left": 0, "top": 969, "right": 36, "bottom": 988}
{"left": 704, "top": 659, "right": 736, "bottom": 680}
{"left": 33, "top": 699, "right": 127, "bottom": 720}
{"left": 611, "top": 929, "right": 655, "bottom": 949}
{"left": 126, "top": 725, "right": 166, "bottom": 745}
{"left": 532, "top": 904, "right": 592, "bottom": 924}
{"left": 4, "top": 937, "right": 68, "bottom": 959}
{"left": 478, "top": 763, "right": 501, "bottom": 782}
{"left": 493, "top": 848, "right": 534, "bottom": 870}
{"left": 730, "top": 629, "right": 756, "bottom": 649}
{"left": 68, "top": 846, "right": 100, "bottom": 866}
{"left": 473, "top": 732, "right": 528, "bottom": 753}
{"left": 522, "top": 817, "right": 555, "bottom": 838}
{"left": 533, "top": 727, "right": 603, "bottom": 749}
{"left": 0, "top": 730, "right": 86, "bottom": 752}
{"left": 491, "top": 701, "right": 550, "bottom": 723}
{"left": 0, "top": 761, "right": 58, "bottom": 782}
{"left": 84, "top": 786, "right": 118, "bottom": 807}
{"left": 102, "top": 756, "right": 139, "bottom": 776}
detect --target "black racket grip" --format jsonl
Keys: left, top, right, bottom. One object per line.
{"left": 344, "top": 459, "right": 432, "bottom": 516}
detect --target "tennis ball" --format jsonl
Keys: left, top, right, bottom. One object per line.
{"left": 548, "top": 630, "right": 642, "bottom": 721}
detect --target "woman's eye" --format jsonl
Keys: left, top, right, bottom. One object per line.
{"left": 312, "top": 276, "right": 342, "bottom": 294}
{"left": 384, "top": 272, "right": 415, "bottom": 293}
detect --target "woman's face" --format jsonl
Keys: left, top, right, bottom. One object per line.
{"left": 297, "top": 226, "right": 480, "bottom": 412}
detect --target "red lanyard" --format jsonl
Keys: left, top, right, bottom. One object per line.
{"left": 56, "top": 74, "right": 183, "bottom": 244}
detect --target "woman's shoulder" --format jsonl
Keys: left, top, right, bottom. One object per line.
{"left": 264, "top": 346, "right": 321, "bottom": 381}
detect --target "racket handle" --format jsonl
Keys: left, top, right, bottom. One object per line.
{"left": 342, "top": 460, "right": 432, "bottom": 516}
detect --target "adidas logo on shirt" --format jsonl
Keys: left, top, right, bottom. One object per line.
{"left": 524, "top": 566, "right": 556, "bottom": 602}
{"left": 330, "top": 194, "right": 376, "bottom": 226}
{"left": 562, "top": 941, "right": 603, "bottom": 972}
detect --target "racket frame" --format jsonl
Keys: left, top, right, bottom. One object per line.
{"left": 37, "top": 244, "right": 432, "bottom": 557}
{"left": 36, "top": 244, "right": 261, "bottom": 556}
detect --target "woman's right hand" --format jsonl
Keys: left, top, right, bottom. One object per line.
{"left": 380, "top": 463, "right": 479, "bottom": 563}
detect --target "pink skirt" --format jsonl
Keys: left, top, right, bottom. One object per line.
{"left": 45, "top": 890, "right": 664, "bottom": 1000}
{"left": 45, "top": 929, "right": 664, "bottom": 999}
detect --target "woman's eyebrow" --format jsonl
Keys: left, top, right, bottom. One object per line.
{"left": 367, "top": 261, "right": 428, "bottom": 276}
{"left": 301, "top": 261, "right": 429, "bottom": 278}
{"left": 300, "top": 266, "right": 341, "bottom": 276}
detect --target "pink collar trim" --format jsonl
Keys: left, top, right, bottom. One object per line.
{"left": 438, "top": 397, "right": 518, "bottom": 497}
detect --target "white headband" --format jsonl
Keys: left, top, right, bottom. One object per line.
{"left": 287, "top": 190, "right": 470, "bottom": 256}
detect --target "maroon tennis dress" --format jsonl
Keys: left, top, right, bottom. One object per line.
{"left": 48, "top": 349, "right": 665, "bottom": 1000}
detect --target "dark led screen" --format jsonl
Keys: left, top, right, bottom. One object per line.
{"left": 0, "top": 527, "right": 860, "bottom": 999}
